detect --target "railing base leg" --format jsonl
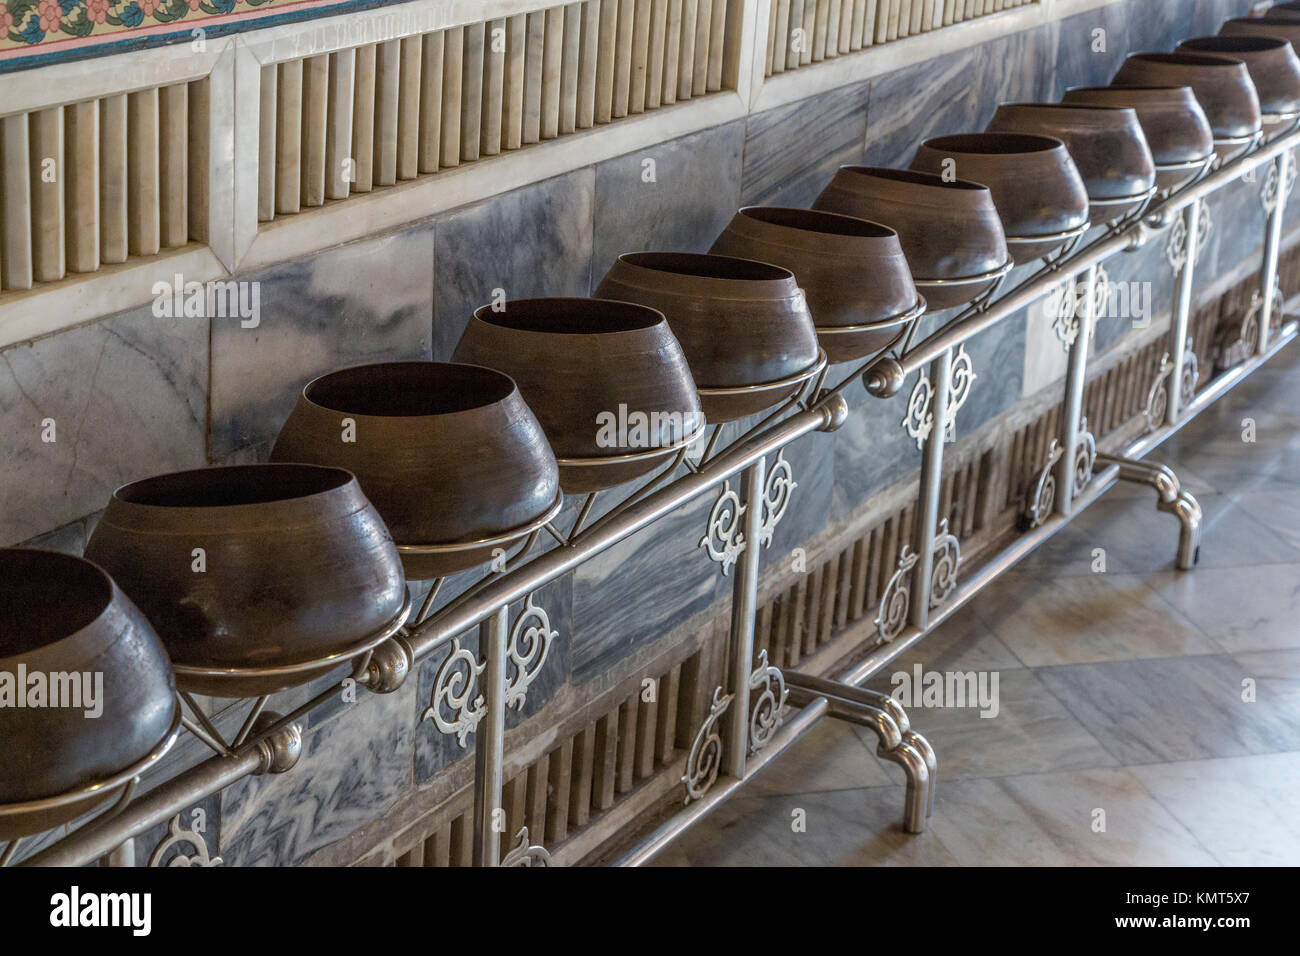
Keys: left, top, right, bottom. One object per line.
{"left": 785, "top": 672, "right": 936, "bottom": 834}
{"left": 1095, "top": 453, "right": 1202, "bottom": 570}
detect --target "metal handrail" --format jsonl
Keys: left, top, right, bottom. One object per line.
{"left": 18, "top": 117, "right": 1300, "bottom": 870}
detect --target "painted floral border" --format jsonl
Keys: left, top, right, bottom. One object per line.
{"left": 1, "top": 0, "right": 281, "bottom": 50}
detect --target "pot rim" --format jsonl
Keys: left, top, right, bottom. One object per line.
{"left": 834, "top": 164, "right": 992, "bottom": 193}
{"left": 298, "top": 360, "right": 521, "bottom": 421}
{"left": 994, "top": 102, "right": 1143, "bottom": 127}
{"left": 606, "top": 251, "right": 805, "bottom": 303}
{"left": 471, "top": 296, "right": 668, "bottom": 337}
{"left": 616, "top": 250, "right": 795, "bottom": 283}
{"left": 0, "top": 548, "right": 118, "bottom": 663}
{"left": 1180, "top": 35, "right": 1292, "bottom": 55}
{"left": 98, "top": 463, "right": 371, "bottom": 533}
{"left": 919, "top": 131, "right": 1070, "bottom": 155}
{"left": 1119, "top": 51, "right": 1253, "bottom": 71}
{"left": 735, "top": 205, "right": 900, "bottom": 240}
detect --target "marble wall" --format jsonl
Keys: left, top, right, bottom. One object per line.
{"left": 2, "top": 0, "right": 1275, "bottom": 865}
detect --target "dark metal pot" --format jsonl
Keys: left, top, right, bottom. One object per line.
{"left": 1112, "top": 52, "right": 1263, "bottom": 162}
{"left": 910, "top": 133, "right": 1091, "bottom": 262}
{"left": 272, "top": 362, "right": 562, "bottom": 580}
{"left": 813, "top": 166, "right": 1012, "bottom": 312}
{"left": 85, "top": 464, "right": 409, "bottom": 698}
{"left": 1220, "top": 16, "right": 1300, "bottom": 49}
{"left": 985, "top": 103, "right": 1157, "bottom": 223}
{"left": 1257, "top": 2, "right": 1300, "bottom": 19}
{"left": 1178, "top": 35, "right": 1300, "bottom": 139}
{"left": 710, "top": 206, "right": 925, "bottom": 364}
{"left": 595, "top": 252, "right": 823, "bottom": 420}
{"left": 1060, "top": 86, "right": 1215, "bottom": 194}
{"left": 451, "top": 298, "right": 705, "bottom": 493}
{"left": 0, "top": 548, "right": 180, "bottom": 840}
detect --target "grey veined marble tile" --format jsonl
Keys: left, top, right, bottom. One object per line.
{"left": 209, "top": 223, "right": 434, "bottom": 459}
{"left": 592, "top": 120, "right": 745, "bottom": 282}
{"left": 859, "top": 666, "right": 1118, "bottom": 781}
{"left": 218, "top": 677, "right": 417, "bottom": 866}
{"left": 0, "top": 304, "right": 207, "bottom": 545}
{"left": 433, "top": 167, "right": 594, "bottom": 360}
{"left": 741, "top": 79, "right": 870, "bottom": 210}
{"left": 651, "top": 786, "right": 961, "bottom": 867}
{"left": 1036, "top": 652, "right": 1300, "bottom": 764}
{"left": 1131, "top": 752, "right": 1300, "bottom": 866}
{"left": 928, "top": 767, "right": 1218, "bottom": 866}
{"left": 966, "top": 570, "right": 1217, "bottom": 667}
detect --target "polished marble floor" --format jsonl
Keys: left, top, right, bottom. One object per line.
{"left": 657, "top": 345, "right": 1300, "bottom": 867}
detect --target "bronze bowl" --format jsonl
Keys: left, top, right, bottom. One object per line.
{"left": 272, "top": 362, "right": 562, "bottom": 580}
{"left": 0, "top": 548, "right": 180, "bottom": 840}
{"left": 813, "top": 166, "right": 1013, "bottom": 312}
{"left": 1220, "top": 16, "right": 1300, "bottom": 50}
{"left": 1112, "top": 52, "right": 1263, "bottom": 162}
{"left": 1265, "top": 1, "right": 1300, "bottom": 17}
{"left": 910, "top": 133, "right": 1091, "bottom": 262}
{"left": 1178, "top": 35, "right": 1300, "bottom": 139}
{"left": 451, "top": 298, "right": 705, "bottom": 493}
{"left": 985, "top": 103, "right": 1157, "bottom": 223}
{"left": 84, "top": 464, "right": 410, "bottom": 698}
{"left": 709, "top": 207, "right": 925, "bottom": 364}
{"left": 595, "top": 252, "right": 823, "bottom": 420}
{"left": 1061, "top": 86, "right": 1215, "bottom": 194}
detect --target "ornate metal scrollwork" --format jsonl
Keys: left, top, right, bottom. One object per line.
{"left": 424, "top": 636, "right": 486, "bottom": 748}
{"left": 1023, "top": 439, "right": 1064, "bottom": 530}
{"left": 1145, "top": 353, "right": 1173, "bottom": 431}
{"left": 148, "top": 814, "right": 223, "bottom": 867}
{"left": 1181, "top": 340, "right": 1199, "bottom": 404}
{"left": 1143, "top": 346, "right": 1198, "bottom": 432}
{"left": 1165, "top": 199, "right": 1211, "bottom": 273}
{"left": 747, "top": 650, "right": 788, "bottom": 755}
{"left": 503, "top": 594, "right": 557, "bottom": 712}
{"left": 875, "top": 546, "right": 919, "bottom": 643}
{"left": 1215, "top": 282, "right": 1280, "bottom": 371}
{"left": 902, "top": 344, "right": 977, "bottom": 450}
{"left": 1048, "top": 267, "right": 1109, "bottom": 350}
{"left": 1261, "top": 151, "right": 1297, "bottom": 214}
{"left": 698, "top": 480, "right": 746, "bottom": 574}
{"left": 501, "top": 827, "right": 552, "bottom": 867}
{"left": 929, "top": 519, "right": 962, "bottom": 609}
{"left": 1073, "top": 418, "right": 1097, "bottom": 497}
{"left": 758, "top": 452, "right": 797, "bottom": 548}
{"left": 682, "top": 687, "right": 731, "bottom": 803}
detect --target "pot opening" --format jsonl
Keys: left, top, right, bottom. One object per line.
{"left": 619, "top": 251, "right": 792, "bottom": 281}
{"left": 0, "top": 550, "right": 112, "bottom": 656}
{"left": 114, "top": 464, "right": 354, "bottom": 508}
{"left": 474, "top": 297, "right": 663, "bottom": 334}
{"left": 1181, "top": 36, "right": 1289, "bottom": 54}
{"left": 924, "top": 132, "right": 1063, "bottom": 154}
{"left": 842, "top": 166, "right": 986, "bottom": 191}
{"left": 305, "top": 362, "right": 515, "bottom": 416}
{"left": 1125, "top": 52, "right": 1244, "bottom": 68}
{"left": 739, "top": 206, "right": 896, "bottom": 238}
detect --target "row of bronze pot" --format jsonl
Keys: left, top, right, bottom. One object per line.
{"left": 7, "top": 6, "right": 1300, "bottom": 845}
